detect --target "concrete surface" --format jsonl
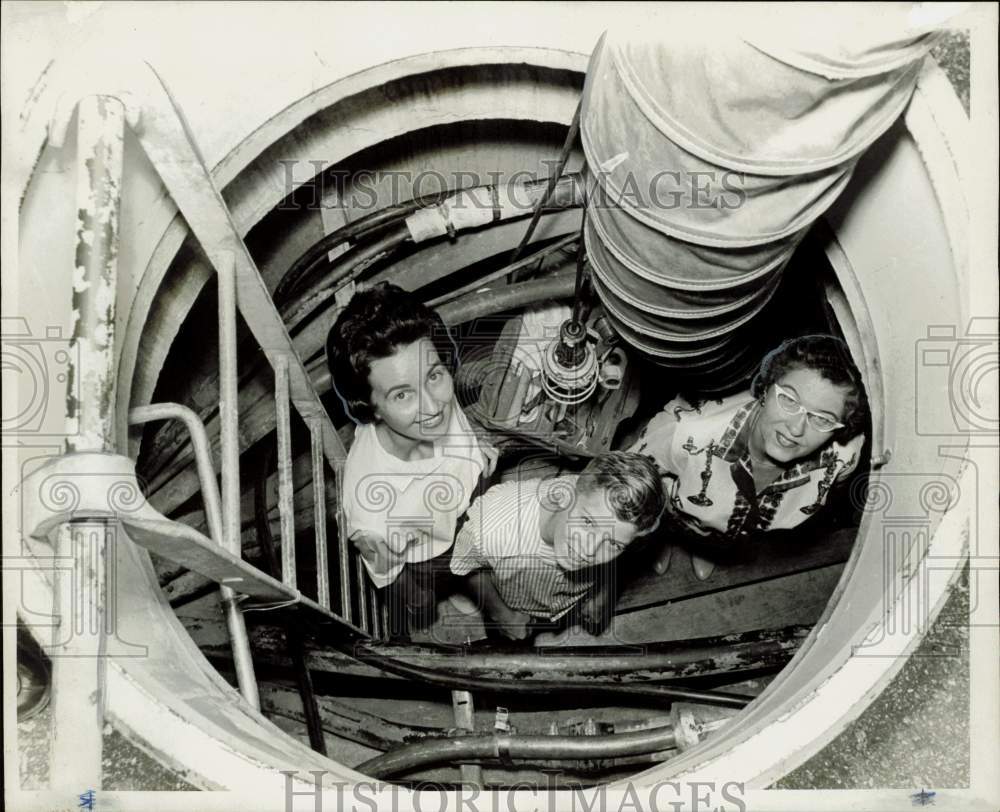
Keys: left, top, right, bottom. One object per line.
{"left": 774, "top": 566, "right": 970, "bottom": 789}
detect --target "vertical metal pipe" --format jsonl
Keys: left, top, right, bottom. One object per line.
{"left": 355, "top": 556, "right": 370, "bottom": 632}
{"left": 368, "top": 582, "right": 382, "bottom": 639}
{"left": 335, "top": 463, "right": 352, "bottom": 621}
{"left": 218, "top": 255, "right": 242, "bottom": 556}
{"left": 274, "top": 354, "right": 297, "bottom": 589}
{"left": 372, "top": 586, "right": 380, "bottom": 640}
{"left": 571, "top": 206, "right": 589, "bottom": 325}
{"left": 217, "top": 252, "right": 260, "bottom": 710}
{"left": 50, "top": 94, "right": 126, "bottom": 791}
{"left": 451, "top": 691, "right": 483, "bottom": 787}
{"left": 309, "top": 419, "right": 330, "bottom": 609}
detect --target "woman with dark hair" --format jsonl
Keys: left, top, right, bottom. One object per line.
{"left": 326, "top": 283, "right": 496, "bottom": 637}
{"left": 629, "top": 334, "right": 868, "bottom": 580}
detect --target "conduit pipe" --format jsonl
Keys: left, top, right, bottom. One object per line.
{"left": 509, "top": 100, "right": 582, "bottom": 265}
{"left": 281, "top": 174, "right": 585, "bottom": 332}
{"left": 358, "top": 725, "right": 678, "bottom": 779}
{"left": 437, "top": 271, "right": 578, "bottom": 326}
{"left": 322, "top": 636, "right": 763, "bottom": 709}
{"left": 279, "top": 173, "right": 584, "bottom": 303}
{"left": 350, "top": 624, "right": 808, "bottom": 684}
{"left": 403, "top": 174, "right": 583, "bottom": 243}
{"left": 277, "top": 197, "right": 446, "bottom": 302}
{"left": 284, "top": 228, "right": 410, "bottom": 330}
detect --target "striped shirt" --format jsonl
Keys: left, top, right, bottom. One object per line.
{"left": 450, "top": 479, "right": 593, "bottom": 621}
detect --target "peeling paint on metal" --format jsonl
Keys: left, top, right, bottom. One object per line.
{"left": 67, "top": 95, "right": 125, "bottom": 454}
{"left": 73, "top": 265, "right": 90, "bottom": 292}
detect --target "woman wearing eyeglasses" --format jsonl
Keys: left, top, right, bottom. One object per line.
{"left": 628, "top": 334, "right": 869, "bottom": 580}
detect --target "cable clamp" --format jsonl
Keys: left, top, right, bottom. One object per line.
{"left": 495, "top": 736, "right": 515, "bottom": 770}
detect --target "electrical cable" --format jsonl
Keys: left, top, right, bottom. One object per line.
{"left": 509, "top": 99, "right": 582, "bottom": 267}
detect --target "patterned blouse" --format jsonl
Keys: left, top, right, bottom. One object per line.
{"left": 629, "top": 392, "right": 864, "bottom": 540}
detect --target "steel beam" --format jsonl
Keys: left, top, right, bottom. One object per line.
{"left": 66, "top": 95, "right": 125, "bottom": 453}
{"left": 49, "top": 94, "right": 127, "bottom": 791}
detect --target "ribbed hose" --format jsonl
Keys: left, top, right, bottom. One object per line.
{"left": 580, "top": 27, "right": 929, "bottom": 388}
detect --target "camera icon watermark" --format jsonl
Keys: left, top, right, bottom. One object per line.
{"left": 915, "top": 318, "right": 999, "bottom": 436}
{"left": 1, "top": 316, "right": 79, "bottom": 437}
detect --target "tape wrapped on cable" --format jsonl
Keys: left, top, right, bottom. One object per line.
{"left": 405, "top": 184, "right": 525, "bottom": 243}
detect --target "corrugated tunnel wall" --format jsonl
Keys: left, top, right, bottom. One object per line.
{"left": 581, "top": 10, "right": 943, "bottom": 391}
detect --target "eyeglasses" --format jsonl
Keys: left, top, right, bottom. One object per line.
{"left": 773, "top": 383, "right": 845, "bottom": 433}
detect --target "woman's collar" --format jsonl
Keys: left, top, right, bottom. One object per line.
{"left": 717, "top": 398, "right": 761, "bottom": 463}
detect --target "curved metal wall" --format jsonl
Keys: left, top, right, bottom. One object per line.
{"left": 8, "top": 3, "right": 975, "bottom": 798}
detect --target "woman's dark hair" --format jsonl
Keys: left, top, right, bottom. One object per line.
{"left": 326, "top": 283, "right": 456, "bottom": 424}
{"left": 750, "top": 334, "right": 868, "bottom": 443}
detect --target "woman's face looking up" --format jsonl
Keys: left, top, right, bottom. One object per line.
{"left": 368, "top": 338, "right": 455, "bottom": 446}
{"left": 750, "top": 366, "right": 849, "bottom": 466}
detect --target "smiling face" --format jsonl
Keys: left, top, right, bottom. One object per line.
{"left": 750, "top": 366, "right": 849, "bottom": 466}
{"left": 550, "top": 485, "right": 639, "bottom": 572}
{"left": 368, "top": 338, "right": 454, "bottom": 453}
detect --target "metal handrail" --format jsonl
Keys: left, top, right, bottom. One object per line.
{"left": 128, "top": 403, "right": 260, "bottom": 709}
{"left": 115, "top": 61, "right": 365, "bottom": 633}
